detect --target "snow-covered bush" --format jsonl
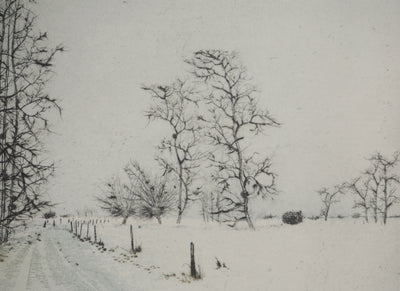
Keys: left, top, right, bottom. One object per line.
{"left": 43, "top": 210, "right": 56, "bottom": 219}
{"left": 282, "top": 211, "right": 303, "bottom": 225}
{"left": 96, "top": 177, "right": 137, "bottom": 224}
{"left": 125, "top": 161, "right": 175, "bottom": 224}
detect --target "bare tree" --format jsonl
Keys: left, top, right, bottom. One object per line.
{"left": 187, "top": 50, "right": 280, "bottom": 229}
{"left": 142, "top": 79, "right": 203, "bottom": 224}
{"left": 364, "top": 157, "right": 382, "bottom": 223}
{"left": 346, "top": 177, "right": 371, "bottom": 223}
{"left": 1, "top": 0, "right": 63, "bottom": 242}
{"left": 367, "top": 152, "right": 400, "bottom": 224}
{"left": 97, "top": 177, "right": 137, "bottom": 224}
{"left": 124, "top": 161, "right": 175, "bottom": 224}
{"left": 318, "top": 184, "right": 345, "bottom": 221}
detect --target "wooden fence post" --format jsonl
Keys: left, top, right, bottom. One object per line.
{"left": 94, "top": 225, "right": 97, "bottom": 243}
{"left": 130, "top": 225, "right": 135, "bottom": 254}
{"left": 79, "top": 223, "right": 83, "bottom": 238}
{"left": 190, "top": 242, "right": 197, "bottom": 278}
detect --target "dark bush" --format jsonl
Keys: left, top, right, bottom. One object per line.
{"left": 43, "top": 210, "right": 56, "bottom": 219}
{"left": 352, "top": 213, "right": 361, "bottom": 219}
{"left": 282, "top": 211, "right": 303, "bottom": 225}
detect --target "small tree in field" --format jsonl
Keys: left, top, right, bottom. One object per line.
{"left": 142, "top": 79, "right": 203, "bottom": 224}
{"left": 124, "top": 161, "right": 175, "bottom": 224}
{"left": 346, "top": 177, "right": 371, "bottom": 223}
{"left": 97, "top": 177, "right": 137, "bottom": 224}
{"left": 318, "top": 184, "right": 345, "bottom": 221}
{"left": 187, "top": 50, "right": 280, "bottom": 229}
{"left": 364, "top": 155, "right": 383, "bottom": 223}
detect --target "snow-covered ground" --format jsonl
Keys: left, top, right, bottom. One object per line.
{"left": 1, "top": 217, "right": 399, "bottom": 291}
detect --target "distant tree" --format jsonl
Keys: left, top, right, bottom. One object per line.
{"left": 124, "top": 161, "right": 175, "bottom": 224}
{"left": 82, "top": 207, "right": 97, "bottom": 217}
{"left": 97, "top": 177, "right": 137, "bottom": 224}
{"left": 0, "top": 0, "right": 63, "bottom": 242}
{"left": 346, "top": 177, "right": 371, "bottom": 223}
{"left": 142, "top": 79, "right": 203, "bottom": 224}
{"left": 364, "top": 156, "right": 382, "bottom": 223}
{"left": 366, "top": 152, "right": 400, "bottom": 224}
{"left": 318, "top": 184, "right": 345, "bottom": 221}
{"left": 186, "top": 50, "right": 280, "bottom": 229}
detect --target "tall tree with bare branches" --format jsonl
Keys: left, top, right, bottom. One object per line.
{"left": 0, "top": 0, "right": 63, "bottom": 242}
{"left": 142, "top": 79, "right": 203, "bottom": 224}
{"left": 187, "top": 50, "right": 279, "bottom": 229}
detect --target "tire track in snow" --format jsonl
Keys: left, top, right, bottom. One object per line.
{"left": 40, "top": 229, "right": 99, "bottom": 290}
{"left": 12, "top": 244, "right": 34, "bottom": 291}
{"left": 2, "top": 227, "right": 140, "bottom": 291}
{"left": 41, "top": 228, "right": 122, "bottom": 291}
{"left": 0, "top": 239, "right": 32, "bottom": 291}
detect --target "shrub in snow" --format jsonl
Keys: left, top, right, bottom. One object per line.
{"left": 125, "top": 161, "right": 175, "bottom": 224}
{"left": 352, "top": 213, "right": 361, "bottom": 219}
{"left": 282, "top": 211, "right": 303, "bottom": 225}
{"left": 43, "top": 210, "right": 56, "bottom": 219}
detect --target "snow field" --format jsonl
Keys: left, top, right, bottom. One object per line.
{"left": 69, "top": 217, "right": 400, "bottom": 291}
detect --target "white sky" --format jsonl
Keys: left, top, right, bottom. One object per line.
{"left": 34, "top": 0, "right": 400, "bottom": 216}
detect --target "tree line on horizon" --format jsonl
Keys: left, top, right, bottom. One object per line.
{"left": 98, "top": 50, "right": 400, "bottom": 228}
{"left": 319, "top": 151, "right": 400, "bottom": 224}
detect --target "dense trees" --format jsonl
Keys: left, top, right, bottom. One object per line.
{"left": 104, "top": 50, "right": 280, "bottom": 229}
{"left": 319, "top": 151, "right": 400, "bottom": 224}
{"left": 367, "top": 152, "right": 400, "bottom": 224}
{"left": 97, "top": 161, "right": 175, "bottom": 224}
{"left": 0, "top": 0, "right": 63, "bottom": 242}
{"left": 346, "top": 151, "right": 400, "bottom": 224}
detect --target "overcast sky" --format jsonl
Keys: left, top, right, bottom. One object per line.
{"left": 34, "top": 0, "right": 400, "bottom": 216}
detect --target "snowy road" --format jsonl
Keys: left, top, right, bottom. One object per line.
{"left": 0, "top": 227, "right": 139, "bottom": 291}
